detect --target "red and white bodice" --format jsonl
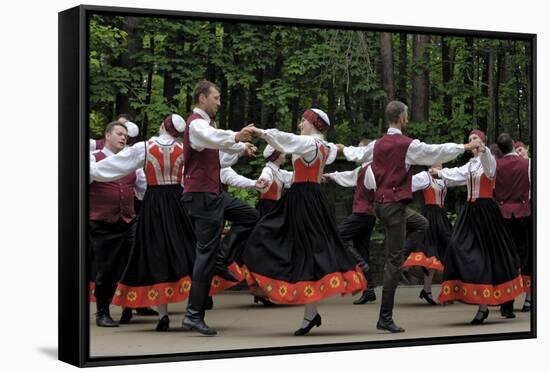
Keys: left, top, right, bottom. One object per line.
{"left": 292, "top": 139, "right": 329, "bottom": 184}
{"left": 260, "top": 164, "right": 285, "bottom": 201}
{"left": 145, "top": 139, "right": 184, "bottom": 186}
{"left": 466, "top": 161, "right": 495, "bottom": 202}
{"left": 423, "top": 176, "right": 448, "bottom": 207}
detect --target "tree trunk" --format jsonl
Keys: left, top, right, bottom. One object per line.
{"left": 525, "top": 42, "right": 532, "bottom": 142}
{"left": 411, "top": 34, "right": 430, "bottom": 122}
{"left": 463, "top": 37, "right": 475, "bottom": 134}
{"left": 397, "top": 33, "right": 408, "bottom": 102}
{"left": 487, "top": 45, "right": 497, "bottom": 143}
{"left": 141, "top": 36, "right": 155, "bottom": 140}
{"left": 380, "top": 32, "right": 395, "bottom": 104}
{"left": 115, "top": 17, "right": 143, "bottom": 119}
{"left": 478, "top": 48, "right": 490, "bottom": 134}
{"left": 441, "top": 36, "right": 453, "bottom": 135}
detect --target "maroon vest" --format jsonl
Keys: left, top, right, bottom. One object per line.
{"left": 495, "top": 155, "right": 531, "bottom": 218}
{"left": 89, "top": 151, "right": 136, "bottom": 224}
{"left": 94, "top": 139, "right": 105, "bottom": 150}
{"left": 352, "top": 165, "right": 375, "bottom": 215}
{"left": 371, "top": 133, "right": 414, "bottom": 203}
{"left": 183, "top": 112, "right": 221, "bottom": 194}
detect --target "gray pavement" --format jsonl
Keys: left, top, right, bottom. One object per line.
{"left": 90, "top": 285, "right": 531, "bottom": 357}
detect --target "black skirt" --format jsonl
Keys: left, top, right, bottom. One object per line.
{"left": 402, "top": 205, "right": 451, "bottom": 272}
{"left": 437, "top": 199, "right": 522, "bottom": 305}
{"left": 256, "top": 199, "right": 277, "bottom": 217}
{"left": 242, "top": 183, "right": 366, "bottom": 304}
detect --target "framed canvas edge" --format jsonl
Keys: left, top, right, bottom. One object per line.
{"left": 58, "top": 4, "right": 538, "bottom": 368}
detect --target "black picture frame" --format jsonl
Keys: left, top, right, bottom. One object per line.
{"left": 58, "top": 4, "right": 537, "bottom": 368}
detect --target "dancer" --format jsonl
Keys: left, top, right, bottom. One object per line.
{"left": 401, "top": 167, "right": 454, "bottom": 306}
{"left": 339, "top": 100, "right": 481, "bottom": 332}
{"left": 255, "top": 145, "right": 292, "bottom": 217}
{"left": 323, "top": 139, "right": 377, "bottom": 305}
{"left": 91, "top": 114, "right": 198, "bottom": 331}
{"left": 514, "top": 141, "right": 530, "bottom": 160}
{"left": 495, "top": 133, "right": 532, "bottom": 315}
{"left": 89, "top": 121, "right": 146, "bottom": 327}
{"left": 242, "top": 108, "right": 367, "bottom": 336}
{"left": 181, "top": 80, "right": 256, "bottom": 336}
{"left": 436, "top": 129, "right": 523, "bottom": 324}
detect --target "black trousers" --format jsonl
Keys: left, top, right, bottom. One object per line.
{"left": 182, "top": 192, "right": 259, "bottom": 320}
{"left": 89, "top": 219, "right": 136, "bottom": 303}
{"left": 219, "top": 192, "right": 260, "bottom": 265}
{"left": 501, "top": 215, "right": 531, "bottom": 311}
{"left": 338, "top": 212, "right": 376, "bottom": 287}
{"left": 375, "top": 202, "right": 428, "bottom": 320}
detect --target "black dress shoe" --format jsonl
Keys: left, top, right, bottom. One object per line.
{"left": 205, "top": 296, "right": 214, "bottom": 310}
{"left": 470, "top": 309, "right": 489, "bottom": 325}
{"left": 419, "top": 289, "right": 438, "bottom": 306}
{"left": 254, "top": 296, "right": 275, "bottom": 307}
{"left": 136, "top": 307, "right": 159, "bottom": 316}
{"left": 353, "top": 290, "right": 376, "bottom": 304}
{"left": 182, "top": 318, "right": 217, "bottom": 336}
{"left": 96, "top": 313, "right": 119, "bottom": 327}
{"left": 215, "top": 265, "right": 239, "bottom": 283}
{"left": 294, "top": 314, "right": 322, "bottom": 336}
{"left": 500, "top": 308, "right": 516, "bottom": 319}
{"left": 521, "top": 300, "right": 531, "bottom": 312}
{"left": 376, "top": 319, "right": 405, "bottom": 333}
{"left": 155, "top": 315, "right": 170, "bottom": 331}
{"left": 119, "top": 308, "right": 133, "bottom": 324}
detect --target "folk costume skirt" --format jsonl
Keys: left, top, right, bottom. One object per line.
{"left": 402, "top": 205, "right": 451, "bottom": 273}
{"left": 437, "top": 198, "right": 523, "bottom": 305}
{"left": 242, "top": 182, "right": 366, "bottom": 304}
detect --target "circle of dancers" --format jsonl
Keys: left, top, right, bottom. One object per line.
{"left": 88, "top": 79, "right": 532, "bottom": 336}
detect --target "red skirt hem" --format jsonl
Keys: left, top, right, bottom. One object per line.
{"left": 437, "top": 275, "right": 524, "bottom": 306}
{"left": 401, "top": 252, "right": 444, "bottom": 272}
{"left": 95, "top": 262, "right": 245, "bottom": 307}
{"left": 241, "top": 265, "right": 367, "bottom": 304}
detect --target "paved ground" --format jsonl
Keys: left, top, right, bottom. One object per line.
{"left": 90, "top": 285, "right": 531, "bottom": 357}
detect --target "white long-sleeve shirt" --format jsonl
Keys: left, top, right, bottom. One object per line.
{"left": 188, "top": 108, "right": 245, "bottom": 154}
{"left": 437, "top": 149, "right": 496, "bottom": 184}
{"left": 257, "top": 129, "right": 338, "bottom": 165}
{"left": 90, "top": 147, "right": 147, "bottom": 199}
{"left": 342, "top": 127, "right": 465, "bottom": 167}
{"left": 220, "top": 167, "right": 256, "bottom": 189}
{"left": 257, "top": 162, "right": 293, "bottom": 193}
{"left": 90, "top": 133, "right": 178, "bottom": 183}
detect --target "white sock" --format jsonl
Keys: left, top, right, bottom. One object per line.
{"left": 526, "top": 292, "right": 532, "bottom": 302}
{"left": 157, "top": 304, "right": 168, "bottom": 319}
{"left": 478, "top": 304, "right": 488, "bottom": 312}
{"left": 423, "top": 270, "right": 434, "bottom": 293}
{"left": 301, "top": 303, "right": 318, "bottom": 328}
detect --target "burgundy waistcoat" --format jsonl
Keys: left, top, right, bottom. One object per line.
{"left": 183, "top": 113, "right": 221, "bottom": 194}
{"left": 352, "top": 165, "right": 375, "bottom": 215}
{"left": 89, "top": 151, "right": 136, "bottom": 223}
{"left": 371, "top": 133, "right": 413, "bottom": 203}
{"left": 495, "top": 155, "right": 531, "bottom": 218}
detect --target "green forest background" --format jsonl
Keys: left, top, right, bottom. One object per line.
{"left": 88, "top": 15, "right": 532, "bottom": 283}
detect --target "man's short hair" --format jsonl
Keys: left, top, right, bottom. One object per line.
{"left": 358, "top": 138, "right": 372, "bottom": 147}
{"left": 104, "top": 121, "right": 128, "bottom": 138}
{"left": 193, "top": 80, "right": 220, "bottom": 104}
{"left": 116, "top": 113, "right": 132, "bottom": 122}
{"left": 496, "top": 133, "right": 514, "bottom": 155}
{"left": 385, "top": 101, "right": 408, "bottom": 124}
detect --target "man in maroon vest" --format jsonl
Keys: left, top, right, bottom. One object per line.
{"left": 495, "top": 133, "right": 532, "bottom": 315}
{"left": 181, "top": 80, "right": 256, "bottom": 335}
{"left": 89, "top": 121, "right": 146, "bottom": 327}
{"left": 324, "top": 139, "right": 377, "bottom": 305}
{"left": 339, "top": 101, "right": 481, "bottom": 332}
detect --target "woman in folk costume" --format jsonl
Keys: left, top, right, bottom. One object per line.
{"left": 242, "top": 108, "right": 367, "bottom": 336}
{"left": 435, "top": 129, "right": 522, "bottom": 324}
{"left": 91, "top": 114, "right": 233, "bottom": 331}
{"left": 255, "top": 145, "right": 293, "bottom": 217}
{"left": 401, "top": 166, "right": 454, "bottom": 305}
